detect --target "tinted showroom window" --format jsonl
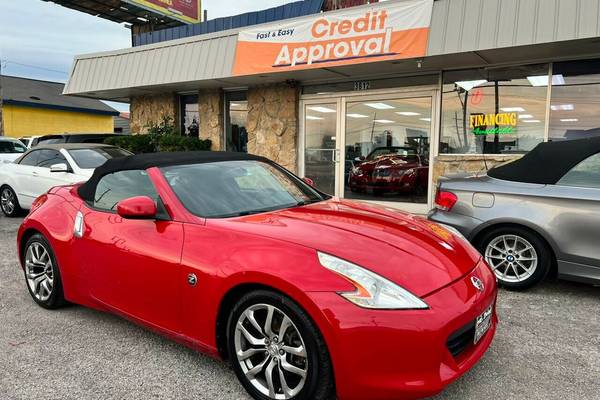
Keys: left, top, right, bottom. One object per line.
{"left": 550, "top": 60, "right": 600, "bottom": 141}
{"left": 441, "top": 64, "right": 548, "bottom": 154}
{"left": 557, "top": 153, "right": 600, "bottom": 189}
{"left": 94, "top": 170, "right": 160, "bottom": 212}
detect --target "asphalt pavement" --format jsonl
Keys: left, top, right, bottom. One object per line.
{"left": 1, "top": 215, "right": 598, "bottom": 400}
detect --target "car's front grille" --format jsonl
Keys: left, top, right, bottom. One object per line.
{"left": 446, "top": 321, "right": 476, "bottom": 358}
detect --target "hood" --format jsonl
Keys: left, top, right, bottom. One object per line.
{"left": 216, "top": 199, "right": 481, "bottom": 297}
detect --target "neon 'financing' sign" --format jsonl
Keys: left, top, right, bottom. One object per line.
{"left": 470, "top": 112, "right": 517, "bottom": 136}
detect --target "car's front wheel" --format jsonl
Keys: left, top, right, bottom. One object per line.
{"left": 0, "top": 185, "right": 23, "bottom": 217}
{"left": 477, "top": 226, "right": 551, "bottom": 290}
{"left": 23, "top": 233, "right": 67, "bottom": 309}
{"left": 227, "top": 290, "right": 334, "bottom": 400}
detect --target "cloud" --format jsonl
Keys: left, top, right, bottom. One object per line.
{"left": 1, "top": 0, "right": 295, "bottom": 111}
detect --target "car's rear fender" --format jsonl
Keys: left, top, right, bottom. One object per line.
{"left": 470, "top": 218, "right": 559, "bottom": 260}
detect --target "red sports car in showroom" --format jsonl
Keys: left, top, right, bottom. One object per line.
{"left": 349, "top": 147, "right": 429, "bottom": 196}
{"left": 18, "top": 152, "right": 497, "bottom": 400}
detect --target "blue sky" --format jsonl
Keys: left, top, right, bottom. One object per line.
{"left": 0, "top": 0, "right": 291, "bottom": 112}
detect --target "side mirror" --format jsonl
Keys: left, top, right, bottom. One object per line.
{"left": 354, "top": 156, "right": 365, "bottom": 162}
{"left": 116, "top": 196, "right": 157, "bottom": 219}
{"left": 302, "top": 177, "right": 315, "bottom": 187}
{"left": 50, "top": 163, "right": 69, "bottom": 173}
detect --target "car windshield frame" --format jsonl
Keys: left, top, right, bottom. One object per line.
{"left": 161, "top": 160, "right": 329, "bottom": 219}
{"left": 67, "top": 147, "right": 132, "bottom": 170}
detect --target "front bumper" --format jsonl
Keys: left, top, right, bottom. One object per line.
{"left": 307, "top": 259, "right": 498, "bottom": 400}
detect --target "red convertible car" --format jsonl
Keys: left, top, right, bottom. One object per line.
{"left": 349, "top": 147, "right": 429, "bottom": 196}
{"left": 18, "top": 152, "right": 497, "bottom": 400}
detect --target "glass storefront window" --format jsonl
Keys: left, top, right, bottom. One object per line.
{"left": 225, "top": 91, "right": 249, "bottom": 153}
{"left": 345, "top": 96, "right": 431, "bottom": 204}
{"left": 550, "top": 60, "right": 600, "bottom": 141}
{"left": 180, "top": 94, "right": 199, "bottom": 137}
{"left": 441, "top": 65, "right": 548, "bottom": 154}
{"left": 304, "top": 103, "right": 338, "bottom": 194}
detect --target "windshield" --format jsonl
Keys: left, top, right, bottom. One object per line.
{"left": 0, "top": 140, "right": 27, "bottom": 154}
{"left": 68, "top": 147, "right": 132, "bottom": 169}
{"left": 162, "top": 160, "right": 327, "bottom": 218}
{"left": 367, "top": 147, "right": 416, "bottom": 160}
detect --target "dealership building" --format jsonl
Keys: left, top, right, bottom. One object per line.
{"left": 62, "top": 0, "right": 600, "bottom": 213}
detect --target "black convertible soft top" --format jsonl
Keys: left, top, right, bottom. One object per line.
{"left": 488, "top": 136, "right": 600, "bottom": 184}
{"left": 78, "top": 151, "right": 271, "bottom": 202}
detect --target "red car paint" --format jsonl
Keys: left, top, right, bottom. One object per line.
{"left": 349, "top": 154, "right": 429, "bottom": 194}
{"left": 18, "top": 166, "right": 497, "bottom": 400}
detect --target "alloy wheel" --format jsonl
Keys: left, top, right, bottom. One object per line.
{"left": 1, "top": 188, "right": 15, "bottom": 215}
{"left": 234, "top": 304, "right": 308, "bottom": 399}
{"left": 25, "top": 242, "right": 54, "bottom": 302}
{"left": 485, "top": 234, "right": 538, "bottom": 283}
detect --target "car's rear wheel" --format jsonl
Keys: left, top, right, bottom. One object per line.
{"left": 23, "top": 233, "right": 66, "bottom": 309}
{"left": 227, "top": 290, "right": 334, "bottom": 400}
{"left": 0, "top": 185, "right": 23, "bottom": 217}
{"left": 476, "top": 226, "right": 551, "bottom": 290}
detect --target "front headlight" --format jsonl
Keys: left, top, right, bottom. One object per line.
{"left": 318, "top": 252, "right": 429, "bottom": 310}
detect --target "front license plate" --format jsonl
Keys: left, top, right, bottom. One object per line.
{"left": 474, "top": 305, "right": 493, "bottom": 344}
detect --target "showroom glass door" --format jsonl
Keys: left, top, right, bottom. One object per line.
{"left": 341, "top": 92, "right": 434, "bottom": 214}
{"left": 301, "top": 89, "right": 437, "bottom": 213}
{"left": 300, "top": 100, "right": 342, "bottom": 195}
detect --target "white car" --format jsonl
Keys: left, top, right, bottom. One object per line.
{"left": 0, "top": 137, "right": 28, "bottom": 163}
{"left": 18, "top": 136, "right": 44, "bottom": 149}
{"left": 0, "top": 143, "right": 132, "bottom": 217}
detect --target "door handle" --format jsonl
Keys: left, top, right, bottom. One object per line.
{"left": 32, "top": 171, "right": 39, "bottom": 176}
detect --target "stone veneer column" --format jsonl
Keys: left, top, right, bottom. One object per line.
{"left": 130, "top": 93, "right": 178, "bottom": 134}
{"left": 432, "top": 154, "right": 522, "bottom": 187}
{"left": 198, "top": 89, "right": 224, "bottom": 151}
{"left": 246, "top": 84, "right": 299, "bottom": 173}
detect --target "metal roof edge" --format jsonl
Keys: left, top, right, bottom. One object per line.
{"left": 3, "top": 99, "right": 120, "bottom": 116}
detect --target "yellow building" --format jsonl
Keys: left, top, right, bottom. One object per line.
{"left": 0, "top": 75, "right": 119, "bottom": 138}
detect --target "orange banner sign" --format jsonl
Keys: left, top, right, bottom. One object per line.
{"left": 232, "top": 0, "right": 433, "bottom": 76}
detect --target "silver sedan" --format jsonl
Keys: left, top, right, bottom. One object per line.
{"left": 429, "top": 137, "right": 600, "bottom": 290}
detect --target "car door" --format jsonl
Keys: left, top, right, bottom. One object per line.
{"left": 79, "top": 169, "right": 184, "bottom": 333}
{"left": 33, "top": 149, "right": 77, "bottom": 189}
{"left": 541, "top": 152, "right": 600, "bottom": 274}
{"left": 12, "top": 150, "right": 42, "bottom": 207}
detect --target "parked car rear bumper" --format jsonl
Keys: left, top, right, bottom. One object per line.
{"left": 428, "top": 209, "right": 483, "bottom": 240}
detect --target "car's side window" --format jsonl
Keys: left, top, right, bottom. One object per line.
{"left": 557, "top": 153, "right": 600, "bottom": 189}
{"left": 19, "top": 151, "right": 41, "bottom": 166}
{"left": 36, "top": 150, "right": 69, "bottom": 168}
{"left": 93, "top": 170, "right": 168, "bottom": 218}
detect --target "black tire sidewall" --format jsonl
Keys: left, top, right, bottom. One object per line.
{"left": 226, "top": 290, "right": 333, "bottom": 400}
{"left": 477, "top": 227, "right": 551, "bottom": 290}
{"left": 1, "top": 185, "right": 22, "bottom": 217}
{"left": 23, "top": 233, "right": 66, "bottom": 309}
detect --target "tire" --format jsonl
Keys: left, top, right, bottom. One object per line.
{"left": 226, "top": 290, "right": 335, "bottom": 400}
{"left": 22, "top": 233, "right": 67, "bottom": 309}
{"left": 476, "top": 226, "right": 552, "bottom": 290}
{"left": 0, "top": 185, "right": 23, "bottom": 217}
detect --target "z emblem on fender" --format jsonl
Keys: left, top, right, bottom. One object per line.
{"left": 471, "top": 276, "right": 485, "bottom": 292}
